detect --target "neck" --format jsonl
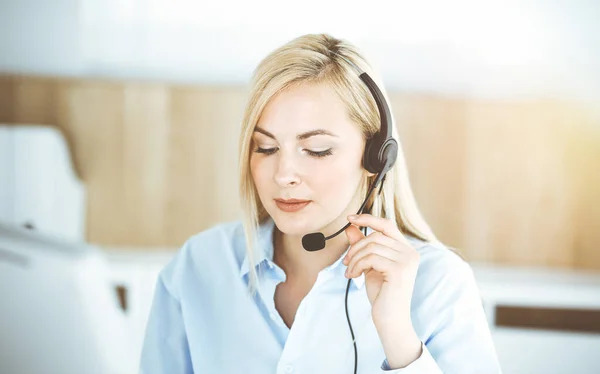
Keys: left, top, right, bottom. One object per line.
{"left": 273, "top": 222, "right": 352, "bottom": 281}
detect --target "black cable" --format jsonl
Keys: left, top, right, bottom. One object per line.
{"left": 345, "top": 172, "right": 385, "bottom": 373}
{"left": 345, "top": 225, "right": 368, "bottom": 374}
{"left": 345, "top": 277, "right": 357, "bottom": 374}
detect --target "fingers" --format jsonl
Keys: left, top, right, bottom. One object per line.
{"left": 345, "top": 223, "right": 366, "bottom": 246}
{"left": 346, "top": 252, "right": 394, "bottom": 279}
{"left": 343, "top": 231, "right": 400, "bottom": 266}
{"left": 345, "top": 242, "right": 402, "bottom": 278}
{"left": 343, "top": 214, "right": 418, "bottom": 279}
{"left": 347, "top": 214, "right": 407, "bottom": 243}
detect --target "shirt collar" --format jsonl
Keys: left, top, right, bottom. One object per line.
{"left": 239, "top": 216, "right": 275, "bottom": 278}
{"left": 239, "top": 216, "right": 370, "bottom": 289}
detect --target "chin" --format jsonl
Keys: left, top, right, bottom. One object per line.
{"left": 269, "top": 211, "right": 313, "bottom": 235}
{"left": 271, "top": 215, "right": 312, "bottom": 236}
{"left": 272, "top": 212, "right": 340, "bottom": 239}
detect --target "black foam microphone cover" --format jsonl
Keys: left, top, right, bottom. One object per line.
{"left": 302, "top": 232, "right": 326, "bottom": 251}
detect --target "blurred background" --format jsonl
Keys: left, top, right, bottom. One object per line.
{"left": 0, "top": 0, "right": 599, "bottom": 373}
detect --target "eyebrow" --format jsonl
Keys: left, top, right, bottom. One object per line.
{"left": 253, "top": 126, "right": 339, "bottom": 140}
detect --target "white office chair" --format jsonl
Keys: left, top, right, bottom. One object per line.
{"left": 0, "top": 221, "right": 137, "bottom": 374}
{"left": 0, "top": 125, "right": 86, "bottom": 242}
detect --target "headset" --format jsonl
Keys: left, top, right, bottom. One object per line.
{"left": 300, "top": 55, "right": 398, "bottom": 373}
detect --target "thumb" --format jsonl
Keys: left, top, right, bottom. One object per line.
{"left": 345, "top": 224, "right": 366, "bottom": 246}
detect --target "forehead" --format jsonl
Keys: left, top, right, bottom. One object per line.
{"left": 255, "top": 82, "right": 356, "bottom": 138}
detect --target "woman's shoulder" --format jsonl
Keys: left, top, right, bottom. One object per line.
{"left": 184, "top": 219, "right": 246, "bottom": 252}
{"left": 406, "top": 237, "right": 487, "bottom": 344}
{"left": 405, "top": 236, "right": 475, "bottom": 290}
{"left": 157, "top": 219, "right": 247, "bottom": 296}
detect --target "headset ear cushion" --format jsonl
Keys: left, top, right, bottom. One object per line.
{"left": 362, "top": 138, "right": 379, "bottom": 174}
{"left": 379, "top": 138, "right": 398, "bottom": 174}
{"left": 364, "top": 138, "right": 399, "bottom": 174}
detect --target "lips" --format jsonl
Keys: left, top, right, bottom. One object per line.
{"left": 275, "top": 198, "right": 310, "bottom": 203}
{"left": 274, "top": 199, "right": 311, "bottom": 212}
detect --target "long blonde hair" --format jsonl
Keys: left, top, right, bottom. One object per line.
{"left": 238, "top": 33, "right": 445, "bottom": 296}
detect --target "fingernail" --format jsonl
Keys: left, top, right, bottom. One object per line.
{"left": 348, "top": 214, "right": 358, "bottom": 220}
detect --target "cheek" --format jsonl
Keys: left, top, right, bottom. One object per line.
{"left": 249, "top": 156, "right": 261, "bottom": 184}
{"left": 250, "top": 156, "right": 272, "bottom": 191}
{"left": 326, "top": 156, "right": 365, "bottom": 195}
{"left": 313, "top": 162, "right": 359, "bottom": 191}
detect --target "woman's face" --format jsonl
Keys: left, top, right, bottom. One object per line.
{"left": 250, "top": 82, "right": 371, "bottom": 237}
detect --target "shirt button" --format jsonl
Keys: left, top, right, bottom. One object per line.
{"left": 285, "top": 364, "right": 294, "bottom": 373}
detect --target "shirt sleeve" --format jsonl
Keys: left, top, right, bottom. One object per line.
{"left": 139, "top": 273, "right": 193, "bottom": 374}
{"left": 379, "top": 257, "right": 502, "bottom": 373}
{"left": 379, "top": 342, "right": 442, "bottom": 373}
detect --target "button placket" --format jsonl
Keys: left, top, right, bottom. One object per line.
{"left": 276, "top": 279, "right": 322, "bottom": 373}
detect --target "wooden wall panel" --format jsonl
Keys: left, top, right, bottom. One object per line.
{"left": 393, "top": 95, "right": 469, "bottom": 254}
{"left": 464, "top": 101, "right": 578, "bottom": 266}
{"left": 0, "top": 74, "right": 598, "bottom": 271}
{"left": 63, "top": 82, "right": 127, "bottom": 244}
{"left": 120, "top": 85, "right": 170, "bottom": 245}
{"left": 569, "top": 106, "right": 600, "bottom": 270}
{"left": 165, "top": 88, "right": 247, "bottom": 244}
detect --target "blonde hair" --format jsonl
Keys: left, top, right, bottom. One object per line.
{"left": 238, "top": 33, "right": 453, "bottom": 296}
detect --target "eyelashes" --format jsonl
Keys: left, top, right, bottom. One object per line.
{"left": 253, "top": 147, "right": 333, "bottom": 158}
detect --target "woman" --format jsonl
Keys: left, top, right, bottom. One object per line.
{"left": 139, "top": 33, "right": 502, "bottom": 373}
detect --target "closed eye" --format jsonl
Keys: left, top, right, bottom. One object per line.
{"left": 253, "top": 147, "right": 333, "bottom": 158}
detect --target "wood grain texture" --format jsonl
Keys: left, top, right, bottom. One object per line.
{"left": 495, "top": 305, "right": 600, "bottom": 334}
{"left": 0, "top": 74, "right": 598, "bottom": 271}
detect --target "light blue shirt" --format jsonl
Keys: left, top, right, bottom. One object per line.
{"left": 139, "top": 216, "right": 502, "bottom": 373}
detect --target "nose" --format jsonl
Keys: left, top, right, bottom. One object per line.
{"left": 273, "top": 148, "right": 302, "bottom": 187}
